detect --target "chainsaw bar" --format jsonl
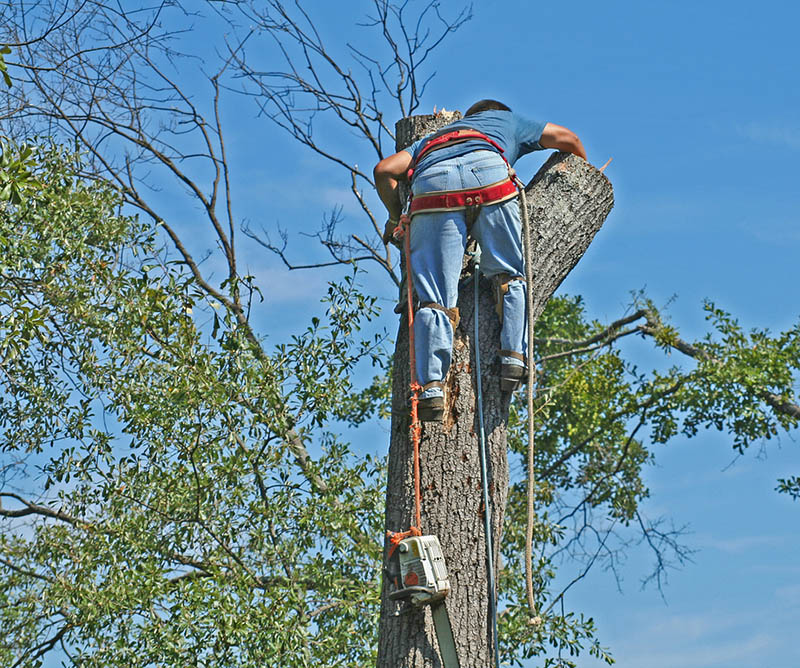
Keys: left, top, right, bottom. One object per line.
{"left": 432, "top": 601, "right": 461, "bottom": 668}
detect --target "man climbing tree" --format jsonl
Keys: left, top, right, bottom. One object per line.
{"left": 374, "top": 99, "right": 587, "bottom": 420}
{"left": 374, "top": 104, "right": 608, "bottom": 667}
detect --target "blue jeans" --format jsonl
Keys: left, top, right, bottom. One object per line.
{"left": 409, "top": 150, "right": 527, "bottom": 399}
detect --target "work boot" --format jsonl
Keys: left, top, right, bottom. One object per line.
{"left": 417, "top": 396, "right": 444, "bottom": 422}
{"left": 500, "top": 363, "right": 527, "bottom": 392}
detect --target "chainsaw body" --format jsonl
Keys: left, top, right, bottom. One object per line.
{"left": 388, "top": 534, "right": 450, "bottom": 606}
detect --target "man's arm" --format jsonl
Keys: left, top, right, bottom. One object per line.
{"left": 373, "top": 150, "right": 413, "bottom": 221}
{"left": 539, "top": 123, "right": 587, "bottom": 160}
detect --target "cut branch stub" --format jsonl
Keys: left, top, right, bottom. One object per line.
{"left": 524, "top": 151, "right": 614, "bottom": 322}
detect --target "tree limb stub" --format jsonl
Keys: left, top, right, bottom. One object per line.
{"left": 524, "top": 151, "right": 614, "bottom": 322}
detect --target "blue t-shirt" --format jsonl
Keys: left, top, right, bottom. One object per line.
{"left": 403, "top": 110, "right": 547, "bottom": 174}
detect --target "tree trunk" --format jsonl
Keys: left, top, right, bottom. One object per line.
{"left": 377, "top": 113, "right": 614, "bottom": 667}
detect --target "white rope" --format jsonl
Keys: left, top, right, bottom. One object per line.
{"left": 515, "top": 177, "right": 542, "bottom": 626}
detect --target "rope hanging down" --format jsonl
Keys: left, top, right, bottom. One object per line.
{"left": 514, "top": 176, "right": 542, "bottom": 626}
{"left": 472, "top": 255, "right": 502, "bottom": 668}
{"left": 386, "top": 213, "right": 423, "bottom": 552}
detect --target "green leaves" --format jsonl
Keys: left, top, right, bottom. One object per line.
{"left": 776, "top": 476, "right": 800, "bottom": 500}
{"left": 0, "top": 140, "right": 39, "bottom": 206}
{"left": 1, "top": 142, "right": 797, "bottom": 667}
{"left": 664, "top": 301, "right": 800, "bottom": 452}
{"left": 0, "top": 145, "right": 386, "bottom": 667}
{"left": 0, "top": 45, "right": 11, "bottom": 88}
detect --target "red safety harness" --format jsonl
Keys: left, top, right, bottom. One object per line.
{"left": 406, "top": 128, "right": 519, "bottom": 217}
{"left": 409, "top": 178, "right": 518, "bottom": 215}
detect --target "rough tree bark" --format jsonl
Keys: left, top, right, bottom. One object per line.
{"left": 377, "top": 113, "right": 614, "bottom": 667}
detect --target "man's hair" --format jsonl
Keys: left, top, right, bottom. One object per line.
{"left": 464, "top": 99, "right": 511, "bottom": 116}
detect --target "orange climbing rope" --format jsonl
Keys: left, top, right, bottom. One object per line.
{"left": 386, "top": 213, "right": 424, "bottom": 552}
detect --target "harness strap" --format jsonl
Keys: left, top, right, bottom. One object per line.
{"left": 419, "top": 301, "right": 460, "bottom": 330}
{"left": 409, "top": 177, "right": 518, "bottom": 217}
{"left": 421, "top": 380, "right": 444, "bottom": 393}
{"left": 408, "top": 128, "right": 507, "bottom": 181}
{"left": 465, "top": 201, "right": 482, "bottom": 231}
{"left": 492, "top": 273, "right": 524, "bottom": 324}
{"left": 499, "top": 349, "right": 525, "bottom": 363}
{"left": 406, "top": 128, "right": 517, "bottom": 244}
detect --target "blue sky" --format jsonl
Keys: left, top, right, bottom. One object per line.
{"left": 197, "top": 1, "right": 800, "bottom": 664}
{"left": 11, "top": 0, "right": 799, "bottom": 665}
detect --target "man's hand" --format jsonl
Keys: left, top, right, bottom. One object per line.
{"left": 382, "top": 218, "right": 400, "bottom": 246}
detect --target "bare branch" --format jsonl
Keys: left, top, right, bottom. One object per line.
{"left": 0, "top": 492, "right": 80, "bottom": 525}
{"left": 535, "top": 325, "right": 641, "bottom": 365}
{"left": 635, "top": 511, "right": 695, "bottom": 594}
{"left": 535, "top": 309, "right": 649, "bottom": 348}
{"left": 0, "top": 555, "right": 57, "bottom": 584}
{"left": 10, "top": 621, "right": 71, "bottom": 668}
{"left": 542, "top": 521, "right": 616, "bottom": 616}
